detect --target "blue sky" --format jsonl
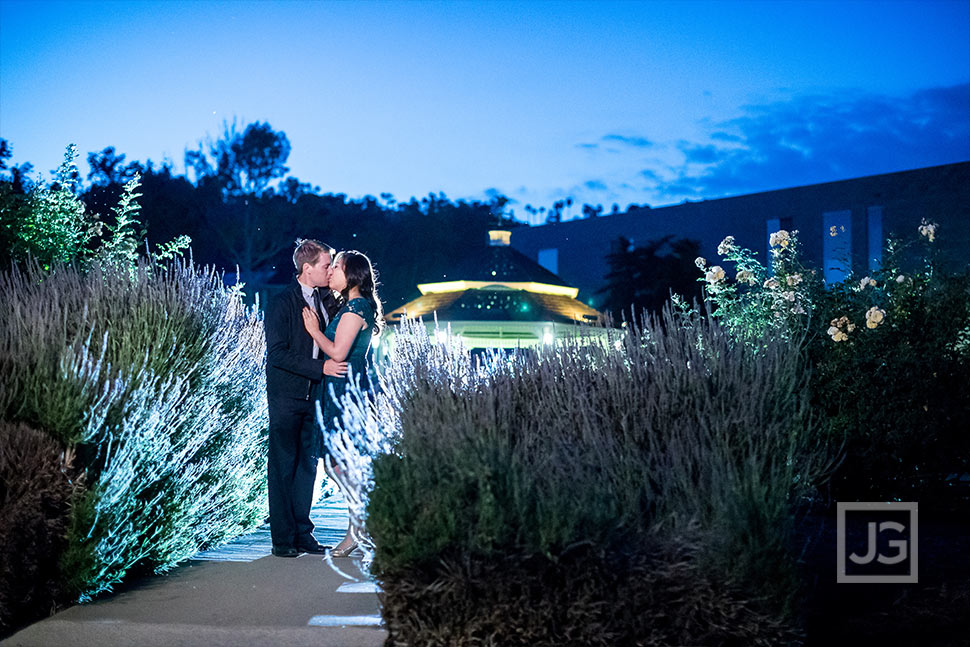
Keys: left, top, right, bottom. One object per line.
{"left": 1, "top": 0, "right": 968, "bottom": 222}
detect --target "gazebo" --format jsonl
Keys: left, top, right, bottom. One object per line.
{"left": 383, "top": 229, "right": 609, "bottom": 351}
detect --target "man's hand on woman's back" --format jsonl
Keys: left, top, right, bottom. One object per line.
{"left": 324, "top": 359, "right": 348, "bottom": 377}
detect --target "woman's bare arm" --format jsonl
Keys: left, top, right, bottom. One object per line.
{"left": 302, "top": 307, "right": 364, "bottom": 362}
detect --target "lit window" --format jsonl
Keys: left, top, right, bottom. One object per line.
{"left": 537, "top": 248, "right": 558, "bottom": 274}
{"left": 766, "top": 217, "right": 794, "bottom": 275}
{"left": 823, "top": 210, "right": 852, "bottom": 284}
{"left": 765, "top": 218, "right": 780, "bottom": 275}
{"left": 867, "top": 206, "right": 883, "bottom": 272}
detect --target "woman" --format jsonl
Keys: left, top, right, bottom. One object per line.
{"left": 302, "top": 250, "right": 384, "bottom": 557}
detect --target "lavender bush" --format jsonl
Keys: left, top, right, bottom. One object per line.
{"left": 328, "top": 311, "right": 828, "bottom": 645}
{"left": 0, "top": 259, "right": 268, "bottom": 603}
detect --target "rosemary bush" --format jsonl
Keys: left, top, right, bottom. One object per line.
{"left": 0, "top": 259, "right": 268, "bottom": 601}
{"left": 341, "top": 312, "right": 826, "bottom": 644}
{"left": 0, "top": 143, "right": 189, "bottom": 275}
{"left": 4, "top": 145, "right": 98, "bottom": 270}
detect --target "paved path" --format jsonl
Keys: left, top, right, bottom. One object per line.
{"left": 3, "top": 488, "right": 386, "bottom": 647}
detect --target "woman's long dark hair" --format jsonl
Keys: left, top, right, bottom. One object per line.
{"left": 335, "top": 250, "right": 385, "bottom": 335}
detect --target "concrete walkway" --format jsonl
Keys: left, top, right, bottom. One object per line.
{"left": 3, "top": 491, "right": 386, "bottom": 647}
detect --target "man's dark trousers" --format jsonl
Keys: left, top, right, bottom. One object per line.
{"left": 266, "top": 389, "right": 319, "bottom": 547}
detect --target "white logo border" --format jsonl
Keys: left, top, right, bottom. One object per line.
{"left": 837, "top": 501, "right": 918, "bottom": 584}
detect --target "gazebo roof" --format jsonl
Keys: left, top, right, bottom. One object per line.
{"left": 386, "top": 285, "right": 603, "bottom": 325}
{"left": 388, "top": 228, "right": 605, "bottom": 326}
{"left": 433, "top": 243, "right": 570, "bottom": 287}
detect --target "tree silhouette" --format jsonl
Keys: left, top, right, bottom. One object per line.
{"left": 598, "top": 235, "right": 702, "bottom": 321}
{"left": 0, "top": 139, "right": 35, "bottom": 194}
{"left": 0, "top": 139, "right": 30, "bottom": 265}
{"left": 87, "top": 147, "right": 139, "bottom": 186}
{"left": 185, "top": 120, "right": 291, "bottom": 198}
{"left": 232, "top": 122, "right": 291, "bottom": 196}
{"left": 0, "top": 139, "right": 11, "bottom": 172}
{"left": 545, "top": 197, "right": 574, "bottom": 223}
{"left": 6, "top": 133, "right": 537, "bottom": 307}
{"left": 184, "top": 121, "right": 296, "bottom": 281}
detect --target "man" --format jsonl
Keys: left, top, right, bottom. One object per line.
{"left": 264, "top": 239, "right": 346, "bottom": 557}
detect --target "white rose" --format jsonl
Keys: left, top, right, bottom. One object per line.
{"left": 866, "top": 306, "right": 886, "bottom": 328}
{"left": 717, "top": 236, "right": 736, "bottom": 255}
{"left": 705, "top": 265, "right": 726, "bottom": 283}
{"left": 769, "top": 230, "right": 791, "bottom": 248}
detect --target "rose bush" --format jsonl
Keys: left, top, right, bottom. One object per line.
{"left": 698, "top": 223, "right": 970, "bottom": 506}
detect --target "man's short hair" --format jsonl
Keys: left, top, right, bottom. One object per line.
{"left": 293, "top": 239, "right": 333, "bottom": 275}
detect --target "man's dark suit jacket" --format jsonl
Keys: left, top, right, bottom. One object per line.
{"left": 265, "top": 281, "right": 342, "bottom": 401}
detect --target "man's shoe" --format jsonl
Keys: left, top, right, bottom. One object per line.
{"left": 272, "top": 545, "right": 300, "bottom": 558}
{"left": 295, "top": 539, "right": 330, "bottom": 555}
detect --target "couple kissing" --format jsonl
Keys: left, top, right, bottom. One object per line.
{"left": 263, "top": 239, "right": 384, "bottom": 558}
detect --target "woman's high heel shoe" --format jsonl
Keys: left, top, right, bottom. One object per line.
{"left": 330, "top": 542, "right": 358, "bottom": 558}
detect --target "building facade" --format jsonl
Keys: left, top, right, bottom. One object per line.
{"left": 511, "top": 162, "right": 970, "bottom": 308}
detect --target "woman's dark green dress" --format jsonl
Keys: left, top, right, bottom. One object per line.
{"left": 321, "top": 297, "right": 376, "bottom": 444}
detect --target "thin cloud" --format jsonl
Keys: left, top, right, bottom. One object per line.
{"left": 602, "top": 134, "right": 653, "bottom": 148}
{"left": 710, "top": 131, "right": 743, "bottom": 143}
{"left": 658, "top": 83, "right": 970, "bottom": 199}
{"left": 678, "top": 143, "right": 720, "bottom": 164}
